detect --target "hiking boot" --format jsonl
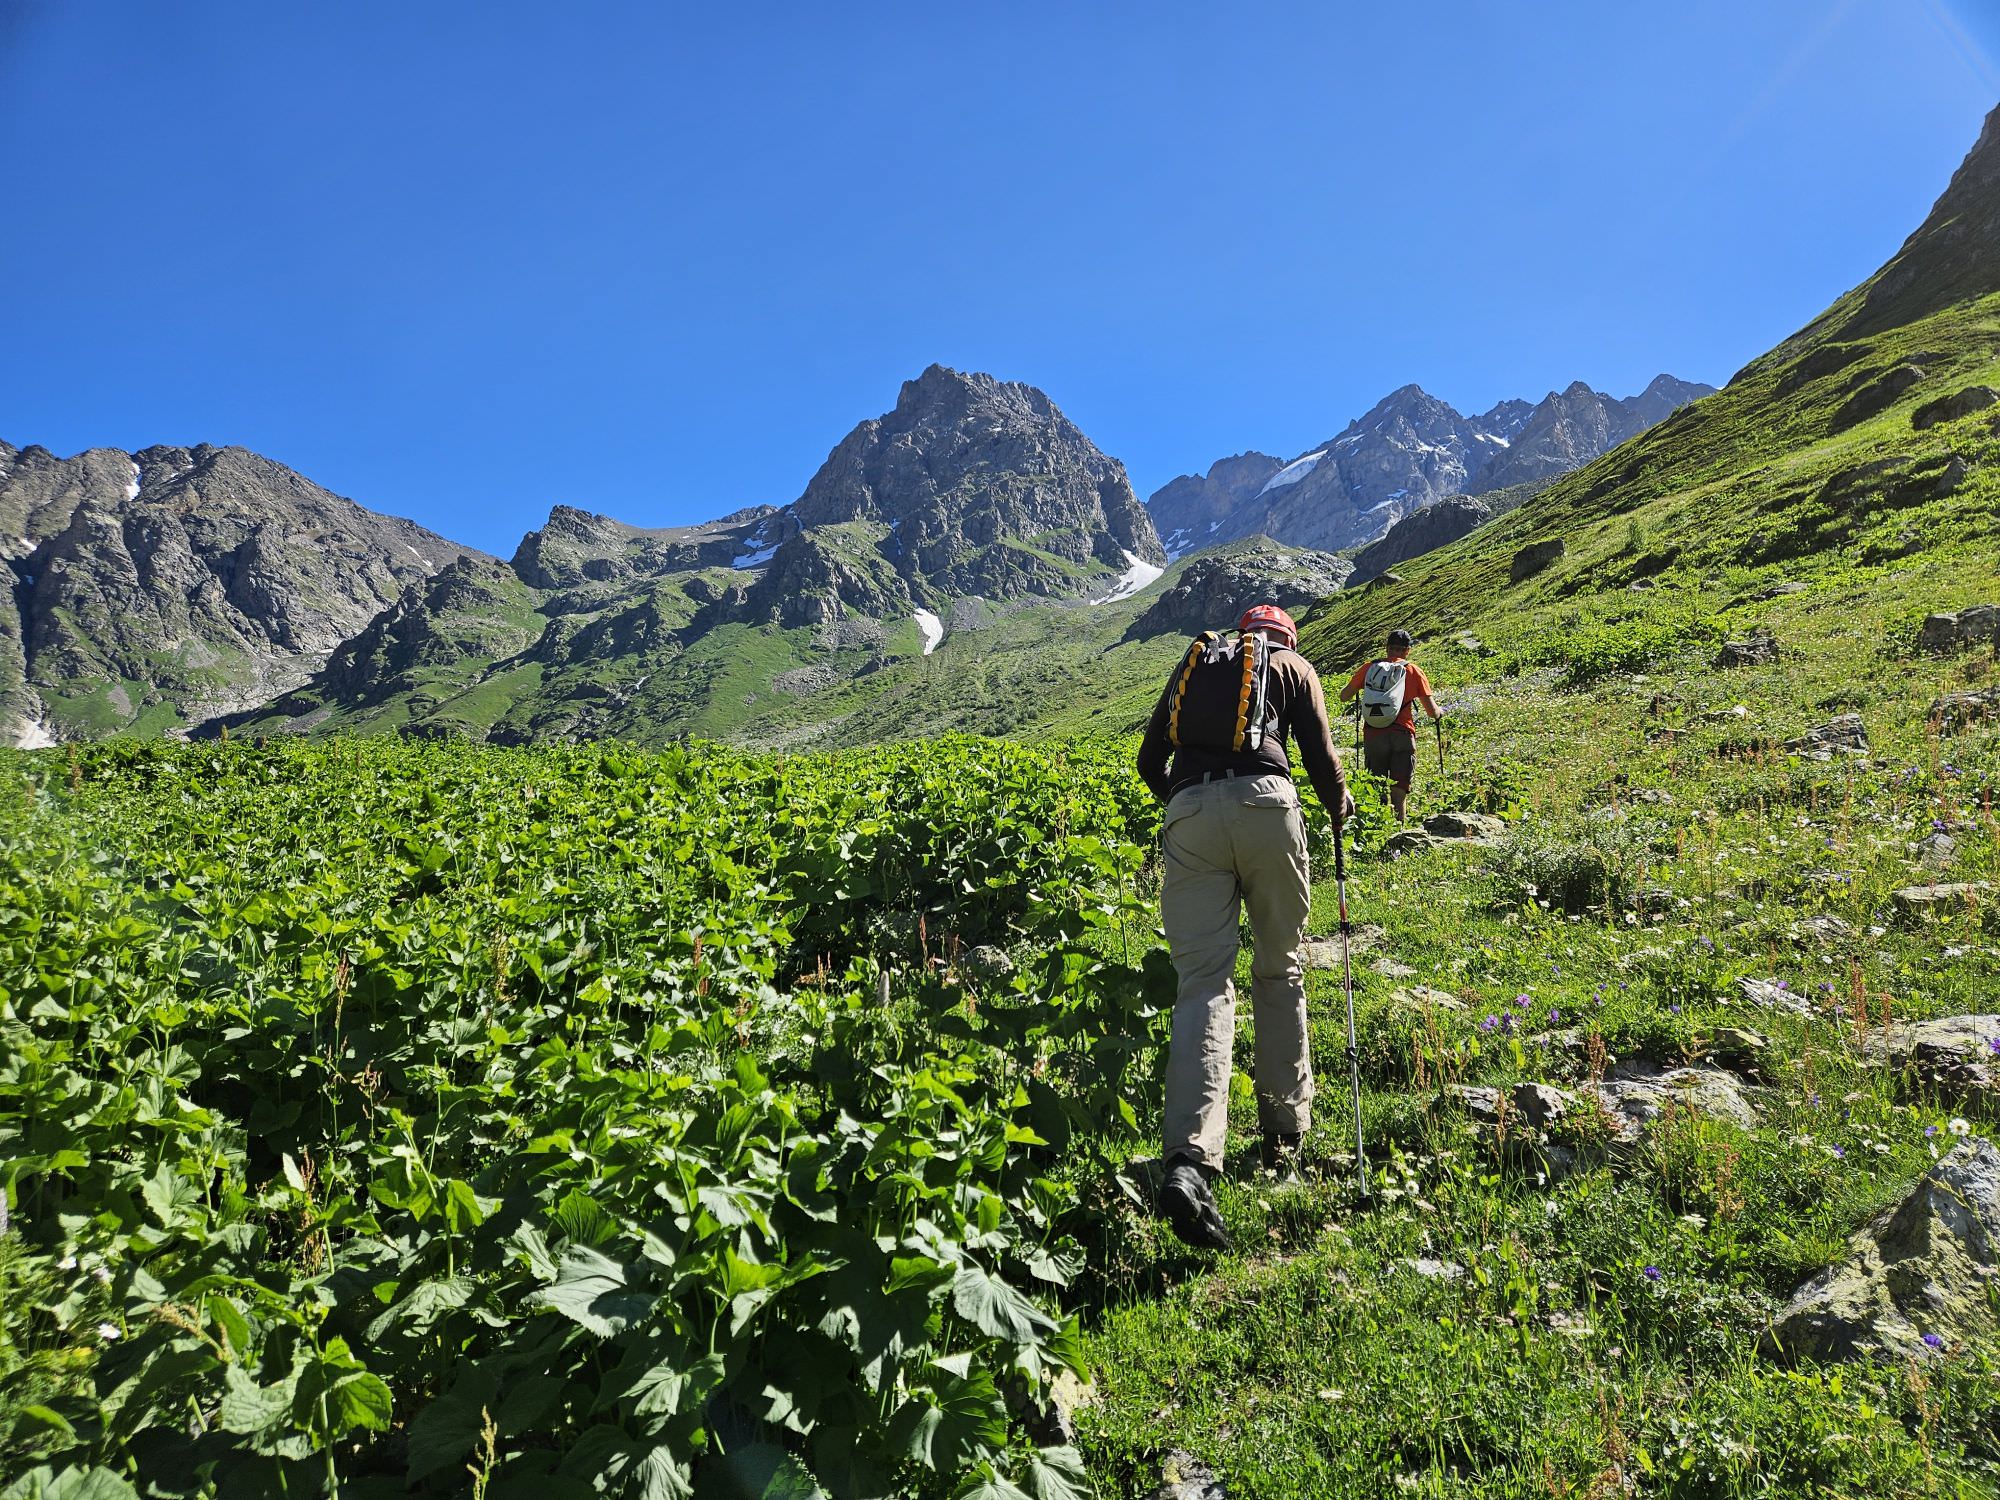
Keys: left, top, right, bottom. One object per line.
{"left": 1260, "top": 1130, "right": 1303, "bottom": 1174}
{"left": 1159, "top": 1158, "right": 1231, "bottom": 1252}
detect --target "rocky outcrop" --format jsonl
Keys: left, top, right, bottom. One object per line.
{"left": 1509, "top": 538, "right": 1565, "bottom": 583}
{"left": 1832, "top": 364, "right": 1929, "bottom": 431}
{"left": 1346, "top": 495, "right": 1492, "bottom": 586}
{"left": 1383, "top": 810, "right": 1506, "bottom": 855}
{"left": 1784, "top": 714, "right": 1868, "bottom": 756}
{"left": 0, "top": 441, "right": 482, "bottom": 743}
{"left": 1716, "top": 627, "right": 1779, "bottom": 667}
{"left": 1147, "top": 453, "right": 1285, "bottom": 559}
{"left": 1919, "top": 605, "right": 2000, "bottom": 653}
{"left": 1913, "top": 385, "right": 2000, "bottom": 430}
{"left": 1146, "top": 376, "right": 1711, "bottom": 561}
{"left": 1767, "top": 1140, "right": 2000, "bottom": 1361}
{"left": 789, "top": 364, "right": 1163, "bottom": 606}
{"left": 1864, "top": 1014, "right": 2000, "bottom": 1101}
{"left": 1123, "top": 540, "right": 1350, "bottom": 641}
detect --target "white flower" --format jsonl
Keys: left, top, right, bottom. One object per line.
{"left": 1949, "top": 1118, "right": 1972, "bottom": 1137}
{"left": 97, "top": 1322, "right": 121, "bottom": 1341}
{"left": 58, "top": 1255, "right": 77, "bottom": 1271}
{"left": 92, "top": 1265, "right": 112, "bottom": 1284}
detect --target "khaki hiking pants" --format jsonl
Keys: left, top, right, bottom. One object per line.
{"left": 1160, "top": 773, "right": 1313, "bottom": 1172}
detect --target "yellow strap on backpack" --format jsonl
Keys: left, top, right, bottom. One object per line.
{"left": 1167, "top": 630, "right": 1220, "bottom": 748}
{"left": 1231, "top": 632, "right": 1259, "bottom": 751}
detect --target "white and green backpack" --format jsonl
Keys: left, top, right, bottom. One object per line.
{"left": 1360, "top": 659, "right": 1409, "bottom": 729}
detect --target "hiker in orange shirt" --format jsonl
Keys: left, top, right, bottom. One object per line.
{"left": 1339, "top": 629, "right": 1439, "bottom": 822}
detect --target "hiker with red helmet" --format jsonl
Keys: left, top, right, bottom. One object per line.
{"left": 1135, "top": 603, "right": 1354, "bottom": 1250}
{"left": 1338, "top": 628, "right": 1439, "bottom": 822}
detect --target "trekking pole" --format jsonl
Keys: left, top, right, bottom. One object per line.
{"left": 1333, "top": 817, "right": 1369, "bottom": 1200}
{"left": 1435, "top": 714, "right": 1446, "bottom": 777}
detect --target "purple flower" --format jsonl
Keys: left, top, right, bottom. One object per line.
{"left": 1480, "top": 1015, "right": 1499, "bottom": 1033}
{"left": 1809, "top": 1093, "right": 1821, "bottom": 1107}
{"left": 1923, "top": 1332, "right": 1944, "bottom": 1350}
{"left": 1501, "top": 1013, "right": 1517, "bottom": 1035}
{"left": 1669, "top": 1004, "right": 1681, "bottom": 1016}
{"left": 1697, "top": 936, "right": 1715, "bottom": 953}
{"left": 1550, "top": 1009, "right": 1561, "bottom": 1024}
{"left": 1988, "top": 1037, "right": 2000, "bottom": 1057}
{"left": 1643, "top": 1266, "right": 1661, "bottom": 1281}
{"left": 1513, "top": 994, "right": 1531, "bottom": 1009}
{"left": 1831, "top": 1145, "right": 1845, "bottom": 1159}
{"left": 1926, "top": 1124, "right": 1939, "bottom": 1138}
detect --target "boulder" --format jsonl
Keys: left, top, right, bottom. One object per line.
{"left": 1391, "top": 984, "right": 1467, "bottom": 1015}
{"left": 1300, "top": 924, "right": 1385, "bottom": 968}
{"left": 1831, "top": 363, "right": 1928, "bottom": 432}
{"left": 1509, "top": 538, "right": 1565, "bottom": 583}
{"left": 1446, "top": 1085, "right": 1503, "bottom": 1124}
{"left": 1930, "top": 686, "right": 2000, "bottom": 732}
{"left": 1425, "top": 810, "right": 1508, "bottom": 843}
{"left": 1511, "top": 1082, "right": 1571, "bottom": 1129}
{"left": 1715, "top": 627, "right": 1779, "bottom": 667}
{"left": 1736, "top": 977, "right": 1815, "bottom": 1016}
{"left": 1766, "top": 1140, "right": 2000, "bottom": 1362}
{"left": 1912, "top": 385, "right": 2000, "bottom": 430}
{"left": 1594, "top": 1060, "right": 1759, "bottom": 1142}
{"left": 962, "top": 945, "right": 1016, "bottom": 983}
{"left": 1918, "top": 605, "right": 2000, "bottom": 653}
{"left": 1783, "top": 714, "right": 1868, "bottom": 757}
{"left": 1892, "top": 882, "right": 1989, "bottom": 919}
{"left": 1709, "top": 1027, "right": 1770, "bottom": 1074}
{"left": 1863, "top": 1014, "right": 2000, "bottom": 1099}
{"left": 1370, "top": 955, "right": 1418, "bottom": 979}
{"left": 1153, "top": 1450, "right": 1228, "bottom": 1500}
{"left": 1913, "top": 830, "right": 1958, "bottom": 868}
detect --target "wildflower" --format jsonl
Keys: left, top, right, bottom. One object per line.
{"left": 1513, "top": 994, "right": 1531, "bottom": 1009}
{"left": 1643, "top": 1266, "right": 1661, "bottom": 1281}
{"left": 97, "top": 1323, "right": 120, "bottom": 1342}
{"left": 1550, "top": 1009, "right": 1561, "bottom": 1024}
{"left": 1988, "top": 1037, "right": 2000, "bottom": 1057}
{"left": 1949, "top": 1118, "right": 1972, "bottom": 1137}
{"left": 1696, "top": 936, "right": 1714, "bottom": 953}
{"left": 1830, "top": 1145, "right": 1844, "bottom": 1159}
{"left": 1669, "top": 1004, "right": 1681, "bottom": 1015}
{"left": 58, "top": 1255, "right": 78, "bottom": 1271}
{"left": 92, "top": 1265, "right": 111, "bottom": 1285}
{"left": 1480, "top": 1015, "right": 1500, "bottom": 1033}
{"left": 1923, "top": 1332, "right": 1944, "bottom": 1351}
{"left": 1925, "top": 1124, "right": 1938, "bottom": 1138}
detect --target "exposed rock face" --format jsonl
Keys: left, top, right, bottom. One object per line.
{"left": 1767, "top": 1140, "right": 2000, "bottom": 1362}
{"left": 1594, "top": 1060, "right": 1759, "bottom": 1142}
{"left": 1346, "top": 495, "right": 1492, "bottom": 586}
{"left": 1931, "top": 686, "right": 2000, "bottom": 732}
{"left": 1509, "top": 538, "right": 1565, "bottom": 583}
{"left": 1715, "top": 627, "right": 1779, "bottom": 667}
{"left": 1383, "top": 810, "right": 1507, "bottom": 855}
{"left": 1147, "top": 453, "right": 1284, "bottom": 559}
{"left": 0, "top": 440, "right": 481, "bottom": 744}
{"left": 1146, "top": 375, "right": 1712, "bottom": 560}
{"left": 1123, "top": 540, "right": 1351, "bottom": 641}
{"left": 1920, "top": 605, "right": 2000, "bottom": 653}
{"left": 784, "top": 364, "right": 1162, "bottom": 614}
{"left": 1829, "top": 101, "right": 2000, "bottom": 341}
{"left": 1892, "top": 882, "right": 1989, "bottom": 919}
{"left": 1864, "top": 1014, "right": 2000, "bottom": 1101}
{"left": 1913, "top": 385, "right": 2000, "bottom": 430}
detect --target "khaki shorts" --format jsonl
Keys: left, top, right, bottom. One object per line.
{"left": 1363, "top": 730, "right": 1417, "bottom": 788}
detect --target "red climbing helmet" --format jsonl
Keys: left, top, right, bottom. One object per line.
{"left": 1238, "top": 604, "right": 1298, "bottom": 649}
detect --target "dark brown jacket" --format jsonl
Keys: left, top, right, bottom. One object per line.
{"left": 1136, "top": 641, "right": 1348, "bottom": 814}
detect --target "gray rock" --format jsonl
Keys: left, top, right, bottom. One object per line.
{"left": 1424, "top": 810, "right": 1508, "bottom": 843}
{"left": 1391, "top": 985, "right": 1466, "bottom": 1015}
{"left": 1715, "top": 626, "right": 1779, "bottom": 667}
{"left": 1864, "top": 1014, "right": 2000, "bottom": 1098}
{"left": 1153, "top": 1449, "right": 1228, "bottom": 1500}
{"left": 1918, "top": 604, "right": 2000, "bottom": 653}
{"left": 1767, "top": 1140, "right": 2000, "bottom": 1362}
{"left": 1511, "top": 1082, "right": 1571, "bottom": 1129}
{"left": 1300, "top": 924, "right": 1384, "bottom": 969}
{"left": 1914, "top": 831, "right": 1959, "bottom": 868}
{"left": 1124, "top": 542, "right": 1352, "bottom": 641}
{"left": 1892, "top": 882, "right": 1990, "bottom": 918}
{"left": 1370, "top": 956, "right": 1418, "bottom": 979}
{"left": 1783, "top": 714, "right": 1869, "bottom": 756}
{"left": 1710, "top": 1027, "right": 1770, "bottom": 1074}
{"left": 1594, "top": 1060, "right": 1759, "bottom": 1142}
{"left": 1912, "top": 385, "right": 2000, "bottom": 430}
{"left": 1509, "top": 538, "right": 1566, "bottom": 583}
{"left": 1930, "top": 686, "right": 2000, "bottom": 733}
{"left": 1831, "top": 363, "right": 1928, "bottom": 431}
{"left": 1736, "top": 977, "right": 1815, "bottom": 1015}
{"left": 1404, "top": 1257, "right": 1466, "bottom": 1281}
{"left": 1382, "top": 828, "right": 1440, "bottom": 856}
{"left": 963, "top": 945, "right": 1016, "bottom": 982}
{"left": 1347, "top": 495, "right": 1493, "bottom": 586}
{"left": 1447, "top": 1085, "right": 1503, "bottom": 1124}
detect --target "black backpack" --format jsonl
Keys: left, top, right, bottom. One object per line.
{"left": 1165, "top": 630, "right": 1275, "bottom": 753}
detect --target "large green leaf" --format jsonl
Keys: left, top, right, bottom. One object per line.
{"left": 951, "top": 1264, "right": 1058, "bottom": 1345}
{"left": 537, "top": 1245, "right": 657, "bottom": 1336}
{"left": 0, "top": 1468, "right": 140, "bottom": 1500}
{"left": 885, "top": 1364, "right": 1008, "bottom": 1474}
{"left": 407, "top": 1366, "right": 501, "bottom": 1484}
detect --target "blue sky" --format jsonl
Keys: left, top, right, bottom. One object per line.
{"left": 1, "top": 2, "right": 1994, "bottom": 555}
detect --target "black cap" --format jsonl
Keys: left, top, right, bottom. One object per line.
{"left": 1387, "top": 628, "right": 1413, "bottom": 651}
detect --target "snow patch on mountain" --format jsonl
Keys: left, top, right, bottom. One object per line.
{"left": 1097, "top": 550, "right": 1165, "bottom": 603}
{"left": 1256, "top": 450, "right": 1327, "bottom": 496}
{"left": 913, "top": 608, "right": 944, "bottom": 655}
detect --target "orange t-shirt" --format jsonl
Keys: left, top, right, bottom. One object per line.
{"left": 1346, "top": 659, "right": 1432, "bottom": 736}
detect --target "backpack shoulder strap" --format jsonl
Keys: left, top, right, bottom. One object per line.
{"left": 1233, "top": 632, "right": 1260, "bottom": 751}
{"left": 1167, "top": 630, "right": 1221, "bottom": 748}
